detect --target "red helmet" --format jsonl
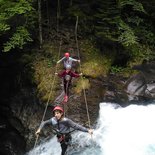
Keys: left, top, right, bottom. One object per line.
{"left": 53, "top": 106, "right": 64, "bottom": 113}
{"left": 64, "top": 52, "right": 70, "bottom": 58}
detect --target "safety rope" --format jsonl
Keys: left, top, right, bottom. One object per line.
{"left": 33, "top": 39, "right": 62, "bottom": 149}
{"left": 75, "top": 16, "right": 91, "bottom": 128}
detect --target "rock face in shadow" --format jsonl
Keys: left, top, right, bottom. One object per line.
{"left": 125, "top": 61, "right": 155, "bottom": 101}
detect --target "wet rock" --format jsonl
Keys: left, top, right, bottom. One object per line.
{"left": 125, "top": 61, "right": 155, "bottom": 102}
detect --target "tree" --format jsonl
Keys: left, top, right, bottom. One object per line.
{"left": 0, "top": 0, "right": 37, "bottom": 52}
{"left": 38, "top": 0, "right": 43, "bottom": 48}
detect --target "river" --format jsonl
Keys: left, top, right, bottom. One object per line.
{"left": 26, "top": 102, "right": 155, "bottom": 155}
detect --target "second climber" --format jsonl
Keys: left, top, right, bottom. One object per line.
{"left": 55, "top": 64, "right": 82, "bottom": 103}
{"left": 57, "top": 52, "right": 80, "bottom": 70}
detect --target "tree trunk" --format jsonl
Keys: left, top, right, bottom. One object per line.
{"left": 70, "top": 0, "right": 72, "bottom": 6}
{"left": 57, "top": 0, "right": 60, "bottom": 33}
{"left": 38, "top": 0, "right": 43, "bottom": 48}
{"left": 46, "top": 0, "right": 50, "bottom": 33}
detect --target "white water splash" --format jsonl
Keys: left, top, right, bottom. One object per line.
{"left": 94, "top": 103, "right": 155, "bottom": 155}
{"left": 27, "top": 136, "right": 61, "bottom": 155}
{"left": 26, "top": 102, "right": 155, "bottom": 155}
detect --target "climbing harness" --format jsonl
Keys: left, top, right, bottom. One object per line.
{"left": 57, "top": 133, "right": 72, "bottom": 145}
{"left": 65, "top": 75, "right": 71, "bottom": 81}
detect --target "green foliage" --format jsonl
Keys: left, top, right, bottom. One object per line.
{"left": 110, "top": 65, "right": 137, "bottom": 77}
{"left": 91, "top": 0, "right": 155, "bottom": 66}
{"left": 118, "top": 20, "right": 138, "bottom": 46}
{"left": 0, "top": 0, "right": 154, "bottom": 79}
{"left": 3, "top": 26, "right": 33, "bottom": 52}
{"left": 135, "top": 25, "right": 155, "bottom": 47}
{"left": 127, "top": 16, "right": 143, "bottom": 26}
{"left": 0, "top": 23, "right": 10, "bottom": 33}
{"left": 94, "top": 0, "right": 120, "bottom": 42}
{"left": 31, "top": 42, "right": 63, "bottom": 102}
{"left": 67, "top": 2, "right": 95, "bottom": 34}
{"left": 126, "top": 44, "right": 154, "bottom": 68}
{"left": 119, "top": 0, "right": 146, "bottom": 13}
{"left": 67, "top": 5, "right": 86, "bottom": 17}
{"left": 42, "top": 42, "right": 60, "bottom": 64}
{"left": 74, "top": 78, "right": 90, "bottom": 94}
{"left": 93, "top": 0, "right": 146, "bottom": 47}
{"left": 80, "top": 40, "right": 112, "bottom": 77}
{"left": 111, "top": 65, "right": 123, "bottom": 73}
{"left": 0, "top": 0, "right": 37, "bottom": 52}
{"left": 33, "top": 55, "right": 59, "bottom": 101}
{"left": 3, "top": 0, "right": 33, "bottom": 17}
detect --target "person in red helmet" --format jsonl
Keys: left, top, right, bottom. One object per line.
{"left": 55, "top": 64, "right": 82, "bottom": 103}
{"left": 57, "top": 52, "right": 80, "bottom": 69}
{"left": 35, "top": 106, "right": 93, "bottom": 155}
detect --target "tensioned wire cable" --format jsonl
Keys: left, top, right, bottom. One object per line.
{"left": 33, "top": 39, "right": 62, "bottom": 149}
{"left": 34, "top": 0, "right": 64, "bottom": 149}
{"left": 74, "top": 16, "right": 91, "bottom": 129}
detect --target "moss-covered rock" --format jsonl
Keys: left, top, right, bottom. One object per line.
{"left": 80, "top": 40, "right": 112, "bottom": 78}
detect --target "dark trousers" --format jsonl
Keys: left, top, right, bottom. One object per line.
{"left": 61, "top": 142, "right": 68, "bottom": 155}
{"left": 57, "top": 134, "right": 71, "bottom": 155}
{"left": 63, "top": 80, "right": 71, "bottom": 96}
